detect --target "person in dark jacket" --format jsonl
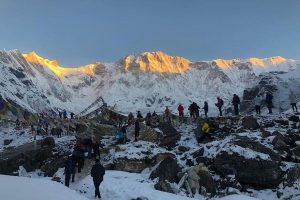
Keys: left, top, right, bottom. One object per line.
{"left": 64, "top": 156, "right": 75, "bottom": 187}
{"left": 63, "top": 110, "right": 67, "bottom": 119}
{"left": 70, "top": 112, "right": 75, "bottom": 119}
{"left": 203, "top": 101, "right": 208, "bottom": 117}
{"left": 91, "top": 159, "right": 105, "bottom": 199}
{"left": 145, "top": 112, "right": 152, "bottom": 126}
{"left": 215, "top": 97, "right": 224, "bottom": 116}
{"left": 134, "top": 120, "right": 140, "bottom": 142}
{"left": 232, "top": 94, "right": 241, "bottom": 116}
{"left": 59, "top": 111, "right": 62, "bottom": 119}
{"left": 266, "top": 92, "right": 273, "bottom": 114}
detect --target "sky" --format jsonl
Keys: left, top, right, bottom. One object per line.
{"left": 0, "top": 0, "right": 300, "bottom": 67}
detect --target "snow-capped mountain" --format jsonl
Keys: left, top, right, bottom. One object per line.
{"left": 0, "top": 49, "right": 299, "bottom": 115}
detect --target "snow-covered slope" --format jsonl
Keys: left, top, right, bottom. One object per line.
{"left": 0, "top": 50, "right": 299, "bottom": 115}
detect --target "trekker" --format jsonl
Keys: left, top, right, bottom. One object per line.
{"left": 254, "top": 95, "right": 262, "bottom": 115}
{"left": 215, "top": 97, "right": 224, "bottom": 116}
{"left": 92, "top": 142, "right": 100, "bottom": 159}
{"left": 91, "top": 159, "right": 105, "bottom": 199}
{"left": 151, "top": 112, "right": 159, "bottom": 127}
{"left": 198, "top": 120, "right": 212, "bottom": 142}
{"left": 145, "top": 112, "right": 152, "bottom": 126}
{"left": 128, "top": 112, "right": 134, "bottom": 125}
{"left": 289, "top": 90, "right": 298, "bottom": 112}
{"left": 164, "top": 106, "right": 171, "bottom": 122}
{"left": 137, "top": 111, "right": 143, "bottom": 121}
{"left": 134, "top": 120, "right": 140, "bottom": 142}
{"left": 266, "top": 92, "right": 273, "bottom": 114}
{"left": 203, "top": 101, "right": 208, "bottom": 117}
{"left": 178, "top": 104, "right": 184, "bottom": 118}
{"left": 59, "top": 111, "right": 62, "bottom": 119}
{"left": 232, "top": 94, "right": 240, "bottom": 116}
{"left": 63, "top": 110, "right": 67, "bottom": 119}
{"left": 193, "top": 102, "right": 200, "bottom": 118}
{"left": 116, "top": 127, "right": 125, "bottom": 144}
{"left": 64, "top": 156, "right": 74, "bottom": 187}
{"left": 70, "top": 112, "right": 75, "bottom": 119}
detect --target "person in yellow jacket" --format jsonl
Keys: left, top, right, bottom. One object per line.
{"left": 198, "top": 121, "right": 212, "bottom": 142}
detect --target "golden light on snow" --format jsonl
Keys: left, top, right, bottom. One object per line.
{"left": 124, "top": 51, "right": 191, "bottom": 73}
{"left": 213, "top": 59, "right": 235, "bottom": 68}
{"left": 22, "top": 52, "right": 95, "bottom": 77}
{"left": 269, "top": 56, "right": 286, "bottom": 65}
{"left": 248, "top": 57, "right": 265, "bottom": 66}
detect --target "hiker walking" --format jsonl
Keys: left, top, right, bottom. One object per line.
{"left": 64, "top": 156, "right": 75, "bottom": 187}
{"left": 266, "top": 92, "right": 273, "bottom": 114}
{"left": 145, "top": 112, "right": 152, "bottom": 126}
{"left": 178, "top": 104, "right": 184, "bottom": 118}
{"left": 203, "top": 101, "right": 208, "bottom": 117}
{"left": 215, "top": 97, "right": 224, "bottom": 116}
{"left": 91, "top": 159, "right": 105, "bottom": 199}
{"left": 70, "top": 112, "right": 75, "bottom": 119}
{"left": 59, "top": 111, "right": 62, "bottom": 119}
{"left": 289, "top": 90, "right": 298, "bottom": 112}
{"left": 128, "top": 112, "right": 134, "bottom": 125}
{"left": 134, "top": 120, "right": 140, "bottom": 142}
{"left": 254, "top": 95, "right": 262, "bottom": 115}
{"left": 232, "top": 94, "right": 240, "bottom": 116}
{"left": 164, "top": 106, "right": 171, "bottom": 122}
{"left": 63, "top": 110, "right": 67, "bottom": 119}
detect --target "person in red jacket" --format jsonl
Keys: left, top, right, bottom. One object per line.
{"left": 178, "top": 104, "right": 184, "bottom": 118}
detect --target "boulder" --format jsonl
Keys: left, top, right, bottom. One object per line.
{"left": 41, "top": 157, "right": 66, "bottom": 177}
{"left": 192, "top": 147, "right": 204, "bottom": 158}
{"left": 286, "top": 166, "right": 300, "bottom": 187}
{"left": 150, "top": 157, "right": 181, "bottom": 182}
{"left": 113, "top": 157, "right": 153, "bottom": 173}
{"left": 272, "top": 133, "right": 291, "bottom": 146}
{"left": 241, "top": 116, "right": 259, "bottom": 130}
{"left": 154, "top": 180, "right": 175, "bottom": 193}
{"left": 196, "top": 164, "right": 216, "bottom": 194}
{"left": 292, "top": 146, "right": 300, "bottom": 158}
{"left": 154, "top": 153, "right": 176, "bottom": 163}
{"left": 0, "top": 145, "right": 53, "bottom": 175}
{"left": 41, "top": 137, "right": 55, "bottom": 148}
{"left": 273, "top": 139, "right": 290, "bottom": 152}
{"left": 92, "top": 124, "right": 116, "bottom": 140}
{"left": 275, "top": 119, "right": 289, "bottom": 126}
{"left": 261, "top": 129, "right": 271, "bottom": 138}
{"left": 212, "top": 152, "right": 283, "bottom": 188}
{"left": 178, "top": 146, "right": 190, "bottom": 153}
{"left": 289, "top": 115, "right": 300, "bottom": 123}
{"left": 3, "top": 139, "right": 13, "bottom": 146}
{"left": 158, "top": 123, "right": 181, "bottom": 149}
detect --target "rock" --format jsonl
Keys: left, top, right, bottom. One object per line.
{"left": 292, "top": 146, "right": 300, "bottom": 158}
{"left": 196, "top": 164, "right": 216, "bottom": 194}
{"left": 113, "top": 157, "right": 153, "bottom": 173}
{"left": 212, "top": 152, "right": 283, "bottom": 188}
{"left": 51, "top": 176, "right": 62, "bottom": 183}
{"left": 154, "top": 180, "right": 175, "bottom": 193}
{"left": 218, "top": 175, "right": 242, "bottom": 190}
{"left": 41, "top": 137, "right": 55, "bottom": 148}
{"left": 3, "top": 139, "right": 13, "bottom": 146}
{"left": 150, "top": 157, "right": 181, "bottom": 182}
{"left": 241, "top": 116, "right": 259, "bottom": 130}
{"left": 273, "top": 139, "right": 290, "bottom": 152}
{"left": 234, "top": 136, "right": 281, "bottom": 161}
{"left": 178, "top": 146, "right": 190, "bottom": 153}
{"left": 275, "top": 119, "right": 289, "bottom": 126}
{"left": 158, "top": 123, "right": 181, "bottom": 149}
{"left": 261, "top": 130, "right": 271, "bottom": 138}
{"left": 0, "top": 145, "right": 53, "bottom": 175}
{"left": 289, "top": 115, "right": 300, "bottom": 123}
{"left": 41, "top": 157, "right": 66, "bottom": 177}
{"left": 272, "top": 133, "right": 291, "bottom": 146}
{"left": 154, "top": 153, "right": 176, "bottom": 163}
{"left": 286, "top": 166, "right": 300, "bottom": 187}
{"left": 192, "top": 147, "right": 204, "bottom": 158}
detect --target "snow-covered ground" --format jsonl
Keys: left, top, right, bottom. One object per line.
{"left": 0, "top": 172, "right": 259, "bottom": 200}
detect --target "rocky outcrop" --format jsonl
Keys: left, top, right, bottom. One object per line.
{"left": 241, "top": 116, "right": 259, "bottom": 130}
{"left": 212, "top": 152, "right": 283, "bottom": 188}
{"left": 158, "top": 123, "right": 181, "bottom": 149}
{"left": 113, "top": 157, "right": 153, "bottom": 173}
{"left": 150, "top": 157, "right": 181, "bottom": 183}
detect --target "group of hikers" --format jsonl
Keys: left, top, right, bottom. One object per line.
{"left": 64, "top": 139, "right": 104, "bottom": 199}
